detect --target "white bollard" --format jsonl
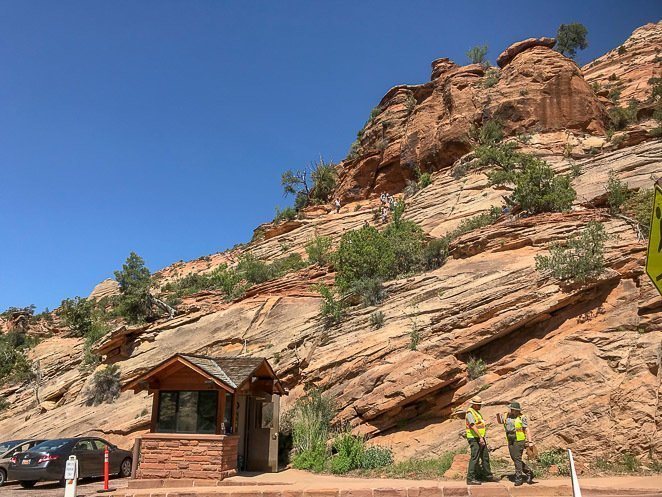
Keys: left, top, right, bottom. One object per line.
{"left": 64, "top": 455, "right": 78, "bottom": 497}
{"left": 567, "top": 449, "right": 582, "bottom": 497}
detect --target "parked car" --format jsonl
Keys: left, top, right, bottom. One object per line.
{"left": 0, "top": 440, "right": 46, "bottom": 486}
{"left": 8, "top": 437, "right": 132, "bottom": 488}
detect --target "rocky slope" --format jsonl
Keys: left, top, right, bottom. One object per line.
{"left": 1, "top": 22, "right": 661, "bottom": 469}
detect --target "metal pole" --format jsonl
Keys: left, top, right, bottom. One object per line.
{"left": 567, "top": 449, "right": 582, "bottom": 497}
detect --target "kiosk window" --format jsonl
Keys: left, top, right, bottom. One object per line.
{"left": 156, "top": 391, "right": 218, "bottom": 434}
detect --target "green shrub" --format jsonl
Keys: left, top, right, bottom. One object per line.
{"left": 422, "top": 237, "right": 450, "bottom": 270}
{"left": 384, "top": 217, "right": 426, "bottom": 277}
{"left": 535, "top": 222, "right": 607, "bottom": 283}
{"left": 306, "top": 236, "right": 334, "bottom": 266}
{"left": 622, "top": 188, "right": 654, "bottom": 237}
{"left": 506, "top": 158, "right": 576, "bottom": 214}
{"left": 608, "top": 86, "right": 622, "bottom": 104}
{"left": 335, "top": 226, "right": 396, "bottom": 290}
{"left": 290, "top": 389, "right": 334, "bottom": 472}
{"left": 467, "top": 356, "right": 486, "bottom": 380}
{"left": 347, "top": 140, "right": 361, "bottom": 161}
{"left": 556, "top": 23, "right": 588, "bottom": 58}
{"left": 330, "top": 432, "right": 365, "bottom": 474}
{"left": 649, "top": 77, "right": 662, "bottom": 101}
{"left": 466, "top": 45, "right": 488, "bottom": 65}
{"left": 618, "top": 45, "right": 627, "bottom": 55}
{"left": 282, "top": 158, "right": 337, "bottom": 211}
{"left": 58, "top": 297, "right": 108, "bottom": 338}
{"left": 452, "top": 207, "right": 502, "bottom": 238}
{"left": 348, "top": 277, "right": 386, "bottom": 307}
{"left": 316, "top": 284, "right": 345, "bottom": 328}
{"left": 274, "top": 206, "right": 297, "bottom": 224}
{"left": 476, "top": 120, "right": 504, "bottom": 145}
{"left": 608, "top": 100, "right": 639, "bottom": 130}
{"left": 360, "top": 446, "right": 394, "bottom": 469}
{"left": 0, "top": 333, "right": 35, "bottom": 386}
{"left": 162, "top": 264, "right": 246, "bottom": 301}
{"left": 0, "top": 397, "right": 8, "bottom": 412}
{"left": 269, "top": 253, "right": 308, "bottom": 277}
{"left": 385, "top": 451, "right": 457, "bottom": 479}
{"left": 606, "top": 171, "right": 630, "bottom": 213}
{"left": 237, "top": 254, "right": 272, "bottom": 285}
{"left": 483, "top": 68, "right": 499, "bottom": 88}
{"left": 418, "top": 172, "right": 432, "bottom": 189}
{"left": 87, "top": 364, "right": 121, "bottom": 406}
{"left": 537, "top": 449, "right": 570, "bottom": 476}
{"left": 369, "top": 311, "right": 385, "bottom": 329}
{"left": 114, "top": 252, "right": 153, "bottom": 324}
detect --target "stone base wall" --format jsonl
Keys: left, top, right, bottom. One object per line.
{"left": 136, "top": 433, "right": 239, "bottom": 480}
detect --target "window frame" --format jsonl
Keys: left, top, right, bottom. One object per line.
{"left": 156, "top": 390, "right": 219, "bottom": 435}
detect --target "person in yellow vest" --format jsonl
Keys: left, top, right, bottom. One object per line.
{"left": 465, "top": 396, "right": 498, "bottom": 485}
{"left": 504, "top": 401, "right": 534, "bottom": 486}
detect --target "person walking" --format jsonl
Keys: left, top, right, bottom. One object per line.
{"left": 334, "top": 198, "right": 341, "bottom": 214}
{"left": 503, "top": 401, "right": 534, "bottom": 486}
{"left": 465, "top": 396, "right": 498, "bottom": 485}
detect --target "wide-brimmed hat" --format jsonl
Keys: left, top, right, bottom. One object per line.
{"left": 470, "top": 396, "right": 483, "bottom": 405}
{"left": 508, "top": 401, "right": 522, "bottom": 411}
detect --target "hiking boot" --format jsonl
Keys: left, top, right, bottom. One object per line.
{"left": 526, "top": 473, "right": 535, "bottom": 484}
{"left": 467, "top": 480, "right": 482, "bottom": 485}
{"left": 483, "top": 475, "right": 500, "bottom": 483}
{"left": 514, "top": 480, "right": 524, "bottom": 487}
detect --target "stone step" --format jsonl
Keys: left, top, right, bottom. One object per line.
{"left": 115, "top": 484, "right": 661, "bottom": 497}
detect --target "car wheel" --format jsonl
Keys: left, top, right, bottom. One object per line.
{"left": 118, "top": 458, "right": 132, "bottom": 478}
{"left": 0, "top": 468, "right": 6, "bottom": 487}
{"left": 19, "top": 481, "right": 37, "bottom": 489}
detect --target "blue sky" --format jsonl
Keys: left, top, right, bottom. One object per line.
{"left": 0, "top": 1, "right": 659, "bottom": 312}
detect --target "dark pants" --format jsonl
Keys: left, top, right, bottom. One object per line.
{"left": 508, "top": 440, "right": 533, "bottom": 482}
{"left": 467, "top": 438, "right": 494, "bottom": 481}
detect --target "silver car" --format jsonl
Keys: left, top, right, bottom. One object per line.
{"left": 0, "top": 439, "right": 45, "bottom": 486}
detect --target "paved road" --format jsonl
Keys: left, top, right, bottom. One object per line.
{"left": 0, "top": 477, "right": 128, "bottom": 497}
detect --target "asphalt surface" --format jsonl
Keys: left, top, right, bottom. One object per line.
{"left": 0, "top": 477, "right": 128, "bottom": 497}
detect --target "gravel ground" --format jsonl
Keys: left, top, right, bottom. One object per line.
{"left": 0, "top": 477, "right": 128, "bottom": 497}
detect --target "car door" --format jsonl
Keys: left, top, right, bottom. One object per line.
{"left": 72, "top": 439, "right": 96, "bottom": 477}
{"left": 91, "top": 439, "right": 110, "bottom": 476}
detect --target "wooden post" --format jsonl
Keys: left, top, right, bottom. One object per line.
{"left": 217, "top": 390, "right": 225, "bottom": 435}
{"left": 131, "top": 438, "right": 141, "bottom": 479}
{"left": 150, "top": 392, "right": 159, "bottom": 433}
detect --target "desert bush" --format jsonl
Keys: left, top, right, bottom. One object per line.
{"left": 59, "top": 297, "right": 109, "bottom": 338}
{"left": 467, "top": 356, "right": 487, "bottom": 379}
{"left": 556, "top": 23, "right": 588, "bottom": 58}
{"left": 369, "top": 311, "right": 385, "bottom": 329}
{"left": 622, "top": 188, "right": 654, "bottom": 237}
{"left": 306, "top": 235, "right": 334, "bottom": 266}
{"left": 236, "top": 254, "right": 272, "bottom": 285}
{"left": 360, "top": 446, "right": 394, "bottom": 469}
{"left": 162, "top": 264, "right": 246, "bottom": 301}
{"left": 274, "top": 206, "right": 297, "bottom": 224}
{"left": 316, "top": 284, "right": 345, "bottom": 328}
{"left": 282, "top": 158, "right": 337, "bottom": 211}
{"left": 0, "top": 397, "right": 8, "bottom": 412}
{"left": 269, "top": 253, "right": 308, "bottom": 277}
{"left": 649, "top": 77, "right": 662, "bottom": 102}
{"left": 384, "top": 217, "right": 426, "bottom": 277}
{"left": 348, "top": 277, "right": 386, "bottom": 307}
{"left": 0, "top": 330, "right": 36, "bottom": 386}
{"left": 536, "top": 449, "right": 570, "bottom": 476}
{"left": 290, "top": 389, "right": 334, "bottom": 472}
{"left": 422, "top": 237, "right": 451, "bottom": 270}
{"left": 335, "top": 226, "right": 395, "bottom": 290}
{"left": 330, "top": 432, "right": 365, "bottom": 474}
{"left": 384, "top": 451, "right": 457, "bottom": 479}
{"left": 505, "top": 158, "right": 576, "bottom": 214}
{"left": 87, "top": 364, "right": 121, "bottom": 406}
{"left": 535, "top": 222, "right": 607, "bottom": 283}
{"left": 476, "top": 120, "right": 504, "bottom": 145}
{"left": 114, "top": 252, "right": 152, "bottom": 324}
{"left": 466, "top": 45, "right": 488, "bottom": 65}
{"left": 346, "top": 139, "right": 361, "bottom": 161}
{"left": 606, "top": 171, "right": 630, "bottom": 213}
{"left": 418, "top": 172, "right": 432, "bottom": 189}
{"left": 452, "top": 207, "right": 502, "bottom": 238}
{"left": 608, "top": 100, "right": 639, "bottom": 130}
{"left": 483, "top": 68, "right": 499, "bottom": 88}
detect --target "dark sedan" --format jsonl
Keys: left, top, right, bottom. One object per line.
{"left": 0, "top": 440, "right": 46, "bottom": 486}
{"left": 8, "top": 437, "right": 132, "bottom": 488}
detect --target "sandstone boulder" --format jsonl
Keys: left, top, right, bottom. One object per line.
{"left": 497, "top": 37, "right": 556, "bottom": 68}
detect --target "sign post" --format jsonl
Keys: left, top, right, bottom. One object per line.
{"left": 645, "top": 180, "right": 662, "bottom": 297}
{"left": 567, "top": 449, "right": 582, "bottom": 497}
{"left": 64, "top": 455, "right": 78, "bottom": 497}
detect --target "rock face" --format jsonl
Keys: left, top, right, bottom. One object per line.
{"left": 0, "top": 23, "right": 661, "bottom": 469}
{"left": 88, "top": 278, "right": 120, "bottom": 301}
{"left": 583, "top": 21, "right": 662, "bottom": 104}
{"left": 334, "top": 36, "right": 605, "bottom": 202}
{"left": 497, "top": 37, "right": 557, "bottom": 68}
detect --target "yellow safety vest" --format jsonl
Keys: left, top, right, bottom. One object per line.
{"left": 466, "top": 408, "right": 486, "bottom": 438}
{"left": 503, "top": 415, "right": 527, "bottom": 442}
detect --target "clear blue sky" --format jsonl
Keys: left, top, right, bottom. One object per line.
{"left": 1, "top": 1, "right": 659, "bottom": 312}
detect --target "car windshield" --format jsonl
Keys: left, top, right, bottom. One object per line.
{"left": 0, "top": 440, "right": 26, "bottom": 455}
{"left": 30, "top": 439, "right": 71, "bottom": 452}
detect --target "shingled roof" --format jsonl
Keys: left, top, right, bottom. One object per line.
{"left": 123, "top": 353, "right": 284, "bottom": 394}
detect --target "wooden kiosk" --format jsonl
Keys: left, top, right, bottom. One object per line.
{"left": 124, "top": 354, "right": 285, "bottom": 480}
